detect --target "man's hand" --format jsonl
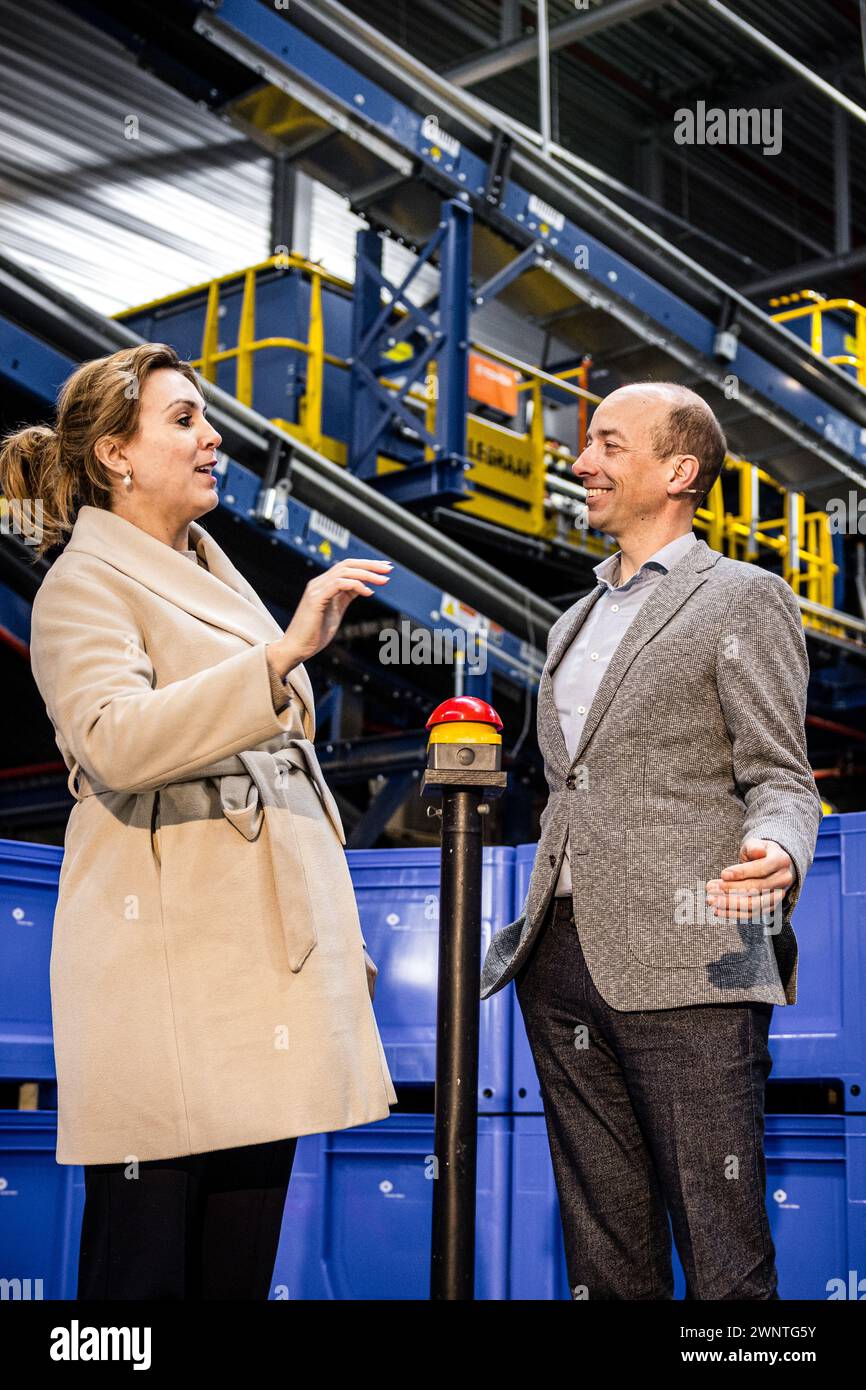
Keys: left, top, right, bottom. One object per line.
{"left": 706, "top": 838, "right": 795, "bottom": 922}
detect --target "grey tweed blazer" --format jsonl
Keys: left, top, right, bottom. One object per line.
{"left": 481, "top": 537, "right": 823, "bottom": 1009}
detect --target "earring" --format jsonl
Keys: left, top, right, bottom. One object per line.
{"left": 122, "top": 470, "right": 133, "bottom": 491}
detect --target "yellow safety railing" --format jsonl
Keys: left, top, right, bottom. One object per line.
{"left": 432, "top": 345, "right": 599, "bottom": 537}
{"left": 116, "top": 257, "right": 847, "bottom": 639}
{"left": 118, "top": 252, "right": 348, "bottom": 461}
{"left": 770, "top": 291, "right": 866, "bottom": 388}
{"left": 411, "top": 347, "right": 842, "bottom": 628}
{"left": 719, "top": 456, "right": 839, "bottom": 621}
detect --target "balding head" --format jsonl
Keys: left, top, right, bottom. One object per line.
{"left": 574, "top": 379, "right": 727, "bottom": 543}
{"left": 609, "top": 382, "right": 726, "bottom": 511}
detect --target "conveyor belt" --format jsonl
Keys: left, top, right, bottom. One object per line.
{"left": 287, "top": 0, "right": 866, "bottom": 426}
{"left": 57, "top": 0, "right": 866, "bottom": 511}
{"left": 0, "top": 249, "right": 559, "bottom": 653}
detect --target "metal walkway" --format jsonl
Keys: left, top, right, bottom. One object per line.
{"left": 59, "top": 0, "right": 866, "bottom": 511}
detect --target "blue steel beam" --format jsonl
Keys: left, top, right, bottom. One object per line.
{"left": 0, "top": 319, "right": 77, "bottom": 403}
{"left": 348, "top": 228, "right": 385, "bottom": 482}
{"left": 349, "top": 201, "right": 470, "bottom": 482}
{"left": 436, "top": 199, "right": 471, "bottom": 463}
{"left": 473, "top": 241, "right": 546, "bottom": 308}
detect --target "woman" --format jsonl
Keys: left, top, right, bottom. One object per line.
{"left": 0, "top": 342, "right": 398, "bottom": 1300}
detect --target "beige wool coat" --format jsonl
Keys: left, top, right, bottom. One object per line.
{"left": 29, "top": 504, "right": 397, "bottom": 1165}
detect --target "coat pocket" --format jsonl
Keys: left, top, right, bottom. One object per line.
{"left": 150, "top": 790, "right": 161, "bottom": 866}
{"left": 625, "top": 821, "right": 762, "bottom": 969}
{"left": 363, "top": 946, "right": 378, "bottom": 1002}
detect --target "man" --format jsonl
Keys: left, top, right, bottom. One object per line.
{"left": 481, "top": 382, "right": 822, "bottom": 1300}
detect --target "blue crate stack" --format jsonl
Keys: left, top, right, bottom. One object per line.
{"left": 509, "top": 814, "right": 866, "bottom": 1300}
{"left": 0, "top": 840, "right": 84, "bottom": 1300}
{"left": 270, "top": 845, "right": 516, "bottom": 1299}
{"left": 2, "top": 823, "right": 864, "bottom": 1300}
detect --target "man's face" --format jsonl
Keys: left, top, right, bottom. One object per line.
{"left": 573, "top": 387, "right": 676, "bottom": 534}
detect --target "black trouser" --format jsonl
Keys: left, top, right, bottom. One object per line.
{"left": 76, "top": 1136, "right": 297, "bottom": 1300}
{"left": 516, "top": 897, "right": 778, "bottom": 1300}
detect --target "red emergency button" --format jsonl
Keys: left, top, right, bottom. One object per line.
{"left": 426, "top": 696, "right": 503, "bottom": 731}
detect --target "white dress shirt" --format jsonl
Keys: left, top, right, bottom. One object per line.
{"left": 553, "top": 531, "right": 698, "bottom": 896}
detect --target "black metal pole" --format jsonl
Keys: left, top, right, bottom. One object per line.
{"left": 430, "top": 785, "right": 484, "bottom": 1300}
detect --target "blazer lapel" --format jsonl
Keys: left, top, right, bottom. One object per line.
{"left": 65, "top": 506, "right": 316, "bottom": 737}
{"left": 539, "top": 538, "right": 720, "bottom": 776}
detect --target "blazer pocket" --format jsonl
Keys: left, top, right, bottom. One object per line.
{"left": 487, "top": 912, "right": 528, "bottom": 966}
{"left": 625, "top": 822, "right": 760, "bottom": 970}
{"left": 480, "top": 913, "right": 528, "bottom": 999}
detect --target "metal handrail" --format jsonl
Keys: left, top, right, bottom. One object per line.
{"left": 770, "top": 296, "right": 866, "bottom": 388}
{"left": 119, "top": 255, "right": 843, "bottom": 627}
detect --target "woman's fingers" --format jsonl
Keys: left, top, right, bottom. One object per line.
{"left": 330, "top": 578, "right": 374, "bottom": 595}
{"left": 341, "top": 558, "right": 393, "bottom": 569}
{"left": 338, "top": 563, "right": 392, "bottom": 586}
{"left": 333, "top": 558, "right": 393, "bottom": 578}
{"left": 308, "top": 564, "right": 391, "bottom": 594}
{"left": 331, "top": 569, "right": 390, "bottom": 584}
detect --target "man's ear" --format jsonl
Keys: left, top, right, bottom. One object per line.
{"left": 669, "top": 453, "right": 701, "bottom": 495}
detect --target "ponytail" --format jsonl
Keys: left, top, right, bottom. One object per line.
{"left": 0, "top": 423, "right": 72, "bottom": 559}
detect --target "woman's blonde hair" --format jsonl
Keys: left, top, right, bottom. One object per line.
{"left": 0, "top": 342, "right": 202, "bottom": 559}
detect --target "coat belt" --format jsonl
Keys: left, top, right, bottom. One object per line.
{"left": 69, "top": 739, "right": 346, "bottom": 974}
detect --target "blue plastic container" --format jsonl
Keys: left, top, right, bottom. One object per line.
{"left": 270, "top": 1112, "right": 511, "bottom": 1299}
{"left": 508, "top": 1112, "right": 569, "bottom": 1298}
{"left": 511, "top": 815, "right": 866, "bottom": 1110}
{"left": 510, "top": 1112, "right": 866, "bottom": 1301}
{"left": 0, "top": 838, "right": 515, "bottom": 1103}
{"left": 0, "top": 841, "right": 62, "bottom": 1079}
{"left": 35, "top": 1110, "right": 866, "bottom": 1302}
{"left": 0, "top": 1110, "right": 84, "bottom": 1300}
{"left": 347, "top": 846, "right": 515, "bottom": 1109}
{"left": 768, "top": 813, "right": 866, "bottom": 1103}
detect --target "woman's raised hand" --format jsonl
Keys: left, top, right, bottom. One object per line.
{"left": 270, "top": 558, "right": 393, "bottom": 671}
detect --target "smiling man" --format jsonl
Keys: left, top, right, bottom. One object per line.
{"left": 481, "top": 380, "right": 823, "bottom": 1301}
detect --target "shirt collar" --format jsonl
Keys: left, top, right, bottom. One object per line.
{"left": 593, "top": 530, "right": 697, "bottom": 592}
